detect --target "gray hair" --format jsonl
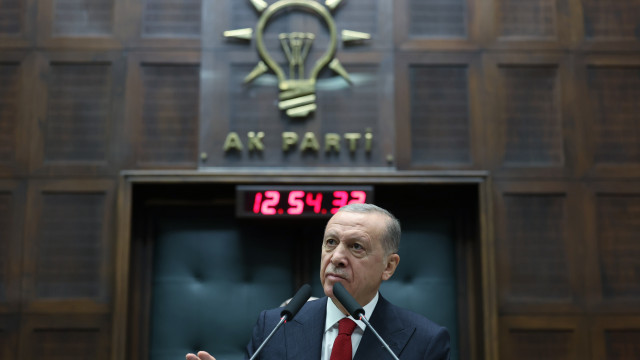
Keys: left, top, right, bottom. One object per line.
{"left": 335, "top": 203, "right": 401, "bottom": 255}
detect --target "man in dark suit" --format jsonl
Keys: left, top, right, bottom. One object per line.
{"left": 187, "top": 203, "right": 450, "bottom": 360}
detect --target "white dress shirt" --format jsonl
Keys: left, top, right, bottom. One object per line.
{"left": 320, "top": 292, "right": 379, "bottom": 360}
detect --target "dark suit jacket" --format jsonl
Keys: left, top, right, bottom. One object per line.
{"left": 246, "top": 295, "right": 450, "bottom": 360}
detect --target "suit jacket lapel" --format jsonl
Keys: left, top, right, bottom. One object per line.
{"left": 354, "top": 296, "right": 415, "bottom": 360}
{"left": 284, "top": 297, "right": 327, "bottom": 360}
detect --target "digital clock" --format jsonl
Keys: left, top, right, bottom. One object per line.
{"left": 236, "top": 185, "right": 374, "bottom": 217}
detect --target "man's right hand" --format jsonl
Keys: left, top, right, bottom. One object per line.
{"left": 186, "top": 351, "right": 216, "bottom": 360}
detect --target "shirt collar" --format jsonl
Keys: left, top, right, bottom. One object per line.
{"left": 325, "top": 292, "right": 379, "bottom": 333}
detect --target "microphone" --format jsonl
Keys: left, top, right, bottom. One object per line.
{"left": 332, "top": 282, "right": 400, "bottom": 360}
{"left": 281, "top": 283, "right": 311, "bottom": 320}
{"left": 249, "top": 284, "right": 312, "bottom": 360}
{"left": 332, "top": 281, "right": 364, "bottom": 319}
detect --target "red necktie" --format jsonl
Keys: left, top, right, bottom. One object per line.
{"left": 330, "top": 318, "right": 358, "bottom": 360}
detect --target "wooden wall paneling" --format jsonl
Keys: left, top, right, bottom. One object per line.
{"left": 123, "top": 204, "right": 155, "bottom": 360}
{"left": 0, "top": 51, "right": 32, "bottom": 177}
{"left": 590, "top": 316, "right": 640, "bottom": 360}
{"left": 321, "top": 0, "right": 394, "bottom": 52}
{"left": 123, "top": 52, "right": 201, "bottom": 169}
{"left": 111, "top": 175, "right": 132, "bottom": 360}
{"left": 200, "top": 0, "right": 232, "bottom": 50}
{"left": 22, "top": 179, "right": 115, "bottom": 314}
{"left": 577, "top": 0, "right": 640, "bottom": 52}
{"left": 197, "top": 50, "right": 238, "bottom": 169}
{"left": 0, "top": 0, "right": 35, "bottom": 48}
{"left": 583, "top": 181, "right": 640, "bottom": 314}
{"left": 36, "top": 0, "right": 124, "bottom": 49}
{"left": 494, "top": 181, "right": 585, "bottom": 314}
{"left": 479, "top": 178, "right": 499, "bottom": 360}
{"left": 18, "top": 314, "right": 110, "bottom": 360}
{"left": 499, "top": 316, "right": 588, "bottom": 360}
{"left": 575, "top": 55, "right": 640, "bottom": 179}
{"left": 485, "top": 0, "right": 572, "bottom": 50}
{"left": 0, "top": 180, "right": 26, "bottom": 313}
{"left": 28, "top": 51, "right": 123, "bottom": 177}
{"left": 395, "top": 52, "right": 484, "bottom": 170}
{"left": 0, "top": 314, "right": 19, "bottom": 359}
{"left": 483, "top": 53, "right": 577, "bottom": 179}
{"left": 201, "top": 51, "right": 393, "bottom": 168}
{"left": 122, "top": 0, "right": 202, "bottom": 50}
{"left": 454, "top": 181, "right": 493, "bottom": 360}
{"left": 327, "top": 52, "right": 394, "bottom": 168}
{"left": 394, "top": 0, "right": 480, "bottom": 50}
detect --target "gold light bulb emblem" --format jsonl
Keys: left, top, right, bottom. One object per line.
{"left": 224, "top": 0, "right": 370, "bottom": 118}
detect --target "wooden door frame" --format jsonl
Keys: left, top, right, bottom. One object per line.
{"left": 111, "top": 169, "right": 498, "bottom": 360}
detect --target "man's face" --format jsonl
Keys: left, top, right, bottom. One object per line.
{"left": 319, "top": 211, "right": 399, "bottom": 307}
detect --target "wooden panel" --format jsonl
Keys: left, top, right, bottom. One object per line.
{"left": 0, "top": 51, "right": 30, "bottom": 176}
{"left": 36, "top": 193, "right": 105, "bottom": 298}
{"left": 409, "top": 65, "right": 471, "bottom": 165}
{"left": 141, "top": 0, "right": 201, "bottom": 38}
{"left": 33, "top": 328, "right": 103, "bottom": 359}
{"left": 495, "top": 182, "right": 583, "bottom": 313}
{"left": 0, "top": 0, "right": 31, "bottom": 47}
{"left": 20, "top": 314, "right": 110, "bottom": 360}
{"left": 498, "top": 0, "right": 556, "bottom": 38}
{"left": 486, "top": 0, "right": 572, "bottom": 50}
{"left": 605, "top": 330, "right": 640, "bottom": 359}
{"left": 590, "top": 316, "right": 640, "bottom": 360}
{"left": 499, "top": 316, "right": 587, "bottom": 360}
{"left": 45, "top": 63, "right": 111, "bottom": 162}
{"left": 485, "top": 54, "right": 576, "bottom": 178}
{"left": 584, "top": 64, "right": 640, "bottom": 176}
{"left": 408, "top": 0, "right": 466, "bottom": 37}
{"left": 501, "top": 65, "right": 563, "bottom": 165}
{"left": 23, "top": 180, "right": 114, "bottom": 313}
{"left": 52, "top": 0, "right": 113, "bottom": 36}
{"left": 0, "top": 315, "right": 19, "bottom": 359}
{"left": 395, "top": 52, "right": 483, "bottom": 170}
{"left": 135, "top": 60, "right": 199, "bottom": 167}
{"left": 0, "top": 62, "right": 20, "bottom": 167}
{"left": 597, "top": 194, "right": 640, "bottom": 300}
{"left": 201, "top": 51, "right": 394, "bottom": 168}
{"left": 583, "top": 182, "right": 640, "bottom": 313}
{"left": 575, "top": 0, "right": 640, "bottom": 51}
{"left": 508, "top": 330, "right": 575, "bottom": 359}
{"left": 29, "top": 52, "right": 124, "bottom": 176}
{"left": 0, "top": 193, "right": 12, "bottom": 304}
{"left": 502, "top": 195, "right": 570, "bottom": 299}
{"left": 0, "top": 181, "right": 25, "bottom": 313}
{"left": 395, "top": 0, "right": 479, "bottom": 50}
{"left": 36, "top": 0, "right": 122, "bottom": 49}
{"left": 122, "top": 52, "right": 200, "bottom": 168}
{"left": 582, "top": 0, "right": 640, "bottom": 40}
{"left": 0, "top": 0, "right": 23, "bottom": 36}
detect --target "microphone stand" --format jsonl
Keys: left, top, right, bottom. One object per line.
{"left": 248, "top": 284, "right": 311, "bottom": 360}
{"left": 357, "top": 315, "right": 400, "bottom": 360}
{"left": 332, "top": 282, "right": 400, "bottom": 360}
{"left": 249, "top": 316, "right": 286, "bottom": 360}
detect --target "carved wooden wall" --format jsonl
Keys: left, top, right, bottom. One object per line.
{"left": 0, "top": 0, "right": 639, "bottom": 359}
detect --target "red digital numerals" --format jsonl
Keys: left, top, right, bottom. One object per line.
{"left": 252, "top": 190, "right": 367, "bottom": 215}
{"left": 330, "top": 191, "right": 366, "bottom": 214}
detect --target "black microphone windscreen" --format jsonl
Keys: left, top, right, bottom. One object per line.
{"left": 332, "top": 282, "right": 365, "bottom": 318}
{"left": 281, "top": 284, "right": 312, "bottom": 320}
